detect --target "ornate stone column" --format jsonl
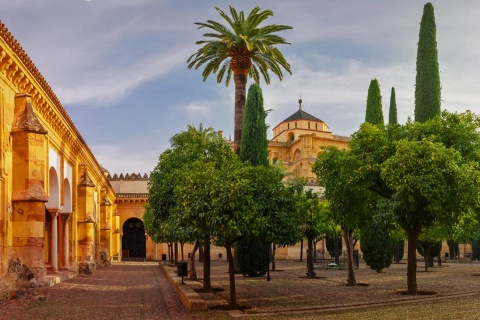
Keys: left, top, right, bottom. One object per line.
{"left": 49, "top": 210, "right": 59, "bottom": 273}
{"left": 76, "top": 165, "right": 96, "bottom": 274}
{"left": 60, "top": 212, "right": 71, "bottom": 269}
{"left": 99, "top": 195, "right": 112, "bottom": 265}
{"left": 11, "top": 93, "right": 48, "bottom": 285}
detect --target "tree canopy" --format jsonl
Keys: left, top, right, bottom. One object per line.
{"left": 348, "top": 111, "right": 480, "bottom": 294}
{"left": 188, "top": 6, "right": 292, "bottom": 154}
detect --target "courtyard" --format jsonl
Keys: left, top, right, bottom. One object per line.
{"left": 2, "top": 259, "right": 479, "bottom": 319}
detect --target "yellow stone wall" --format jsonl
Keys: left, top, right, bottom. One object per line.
{"left": 0, "top": 21, "right": 117, "bottom": 295}
{"left": 268, "top": 115, "right": 350, "bottom": 183}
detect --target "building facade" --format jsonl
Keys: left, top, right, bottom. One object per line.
{"left": 268, "top": 99, "right": 350, "bottom": 186}
{"left": 0, "top": 21, "right": 118, "bottom": 298}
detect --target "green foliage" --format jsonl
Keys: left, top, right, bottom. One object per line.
{"left": 415, "top": 3, "right": 441, "bottom": 122}
{"left": 365, "top": 79, "right": 384, "bottom": 126}
{"left": 393, "top": 239, "right": 405, "bottom": 262}
{"left": 447, "top": 240, "right": 459, "bottom": 259}
{"left": 389, "top": 87, "right": 398, "bottom": 125}
{"left": 360, "top": 219, "right": 395, "bottom": 272}
{"left": 187, "top": 6, "right": 292, "bottom": 86}
{"left": 240, "top": 83, "right": 268, "bottom": 166}
{"left": 236, "top": 238, "right": 268, "bottom": 277}
{"left": 416, "top": 240, "right": 442, "bottom": 262}
{"left": 326, "top": 231, "right": 342, "bottom": 258}
{"left": 472, "top": 240, "right": 480, "bottom": 261}
{"left": 348, "top": 111, "right": 480, "bottom": 292}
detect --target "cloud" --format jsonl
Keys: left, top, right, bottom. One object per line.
{"left": 55, "top": 46, "right": 191, "bottom": 106}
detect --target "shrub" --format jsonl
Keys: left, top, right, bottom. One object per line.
{"left": 236, "top": 238, "right": 268, "bottom": 277}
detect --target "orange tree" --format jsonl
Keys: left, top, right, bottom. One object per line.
{"left": 176, "top": 157, "right": 295, "bottom": 308}
{"left": 349, "top": 111, "right": 480, "bottom": 294}
{"left": 188, "top": 6, "right": 292, "bottom": 154}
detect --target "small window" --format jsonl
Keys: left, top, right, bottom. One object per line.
{"left": 308, "top": 122, "right": 310, "bottom": 129}
{"left": 316, "top": 123, "right": 318, "bottom": 130}
{"left": 295, "top": 122, "right": 297, "bottom": 128}
{"left": 288, "top": 123, "right": 290, "bottom": 129}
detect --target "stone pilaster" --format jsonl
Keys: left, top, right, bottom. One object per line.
{"left": 76, "top": 165, "right": 96, "bottom": 274}
{"left": 99, "top": 196, "right": 112, "bottom": 265}
{"left": 10, "top": 93, "right": 48, "bottom": 294}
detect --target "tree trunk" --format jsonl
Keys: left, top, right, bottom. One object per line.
{"left": 225, "top": 238, "right": 237, "bottom": 308}
{"left": 199, "top": 243, "right": 204, "bottom": 262}
{"left": 334, "top": 234, "right": 340, "bottom": 266}
{"left": 189, "top": 241, "right": 199, "bottom": 280}
{"left": 271, "top": 243, "right": 276, "bottom": 271}
{"left": 203, "top": 237, "right": 211, "bottom": 292}
{"left": 233, "top": 72, "right": 248, "bottom": 155}
{"left": 306, "top": 236, "right": 316, "bottom": 278}
{"left": 299, "top": 239, "right": 304, "bottom": 262}
{"left": 181, "top": 243, "right": 184, "bottom": 261}
{"left": 423, "top": 243, "right": 429, "bottom": 272}
{"left": 343, "top": 227, "right": 357, "bottom": 286}
{"left": 406, "top": 228, "right": 421, "bottom": 295}
{"left": 174, "top": 242, "right": 178, "bottom": 263}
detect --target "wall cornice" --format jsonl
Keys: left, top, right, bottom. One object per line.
{"left": 0, "top": 20, "right": 111, "bottom": 190}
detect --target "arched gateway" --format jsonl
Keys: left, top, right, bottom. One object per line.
{"left": 122, "top": 217, "right": 146, "bottom": 260}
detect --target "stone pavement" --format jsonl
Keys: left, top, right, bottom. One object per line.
{"left": 1, "top": 261, "right": 192, "bottom": 320}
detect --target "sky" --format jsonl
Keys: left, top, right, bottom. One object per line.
{"left": 2, "top": 1, "right": 480, "bottom": 175}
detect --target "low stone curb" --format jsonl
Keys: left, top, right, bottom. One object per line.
{"left": 158, "top": 262, "right": 208, "bottom": 312}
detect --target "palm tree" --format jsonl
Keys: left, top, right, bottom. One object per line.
{"left": 187, "top": 6, "right": 292, "bottom": 154}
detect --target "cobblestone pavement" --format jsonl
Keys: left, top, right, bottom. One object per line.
{"left": 1, "top": 261, "right": 192, "bottom": 320}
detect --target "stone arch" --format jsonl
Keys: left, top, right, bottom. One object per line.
{"left": 288, "top": 132, "right": 295, "bottom": 141}
{"left": 122, "top": 217, "right": 146, "bottom": 260}
{"left": 293, "top": 148, "right": 301, "bottom": 161}
{"left": 293, "top": 163, "right": 302, "bottom": 178}
{"left": 61, "top": 178, "right": 72, "bottom": 213}
{"left": 46, "top": 166, "right": 60, "bottom": 209}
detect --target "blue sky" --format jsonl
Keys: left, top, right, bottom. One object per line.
{"left": 2, "top": 1, "right": 480, "bottom": 175}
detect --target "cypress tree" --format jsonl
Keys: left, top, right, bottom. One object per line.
{"left": 414, "top": 2, "right": 441, "bottom": 122}
{"left": 365, "top": 79, "right": 384, "bottom": 125}
{"left": 360, "top": 219, "right": 395, "bottom": 273}
{"left": 240, "top": 83, "right": 269, "bottom": 166}
{"left": 389, "top": 87, "right": 398, "bottom": 125}
{"left": 237, "top": 83, "right": 269, "bottom": 277}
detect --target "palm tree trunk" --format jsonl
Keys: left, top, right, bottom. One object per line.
{"left": 233, "top": 71, "right": 248, "bottom": 155}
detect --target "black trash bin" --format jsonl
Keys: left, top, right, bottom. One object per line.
{"left": 176, "top": 261, "right": 188, "bottom": 284}
{"left": 177, "top": 260, "right": 188, "bottom": 277}
{"left": 161, "top": 254, "right": 167, "bottom": 262}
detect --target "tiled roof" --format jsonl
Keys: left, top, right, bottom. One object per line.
{"left": 281, "top": 99, "right": 323, "bottom": 123}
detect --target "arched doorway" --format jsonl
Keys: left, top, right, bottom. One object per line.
{"left": 122, "top": 218, "right": 146, "bottom": 260}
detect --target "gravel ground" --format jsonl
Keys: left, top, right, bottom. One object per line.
{"left": 183, "top": 259, "right": 480, "bottom": 318}
{"left": 2, "top": 259, "right": 480, "bottom": 320}
{"left": 0, "top": 261, "right": 192, "bottom": 320}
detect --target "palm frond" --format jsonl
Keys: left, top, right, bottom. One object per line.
{"left": 188, "top": 6, "right": 292, "bottom": 86}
